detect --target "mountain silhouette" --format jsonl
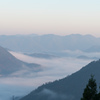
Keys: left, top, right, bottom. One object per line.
{"left": 20, "top": 59, "right": 100, "bottom": 100}
{"left": 0, "top": 46, "right": 41, "bottom": 76}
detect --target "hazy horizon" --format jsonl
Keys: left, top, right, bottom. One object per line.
{"left": 0, "top": 33, "right": 99, "bottom": 38}
{"left": 0, "top": 0, "right": 100, "bottom": 37}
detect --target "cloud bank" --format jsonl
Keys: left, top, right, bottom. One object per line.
{"left": 0, "top": 51, "right": 94, "bottom": 100}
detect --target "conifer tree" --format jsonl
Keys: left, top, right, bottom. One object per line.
{"left": 81, "top": 75, "right": 97, "bottom": 100}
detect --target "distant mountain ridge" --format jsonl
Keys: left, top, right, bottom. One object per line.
{"left": 20, "top": 59, "right": 100, "bottom": 100}
{"left": 0, "top": 46, "right": 41, "bottom": 76}
{"left": 25, "top": 53, "right": 58, "bottom": 59}
{"left": 77, "top": 55, "right": 99, "bottom": 60}
{"left": 0, "top": 34, "right": 100, "bottom": 53}
{"left": 85, "top": 45, "right": 100, "bottom": 52}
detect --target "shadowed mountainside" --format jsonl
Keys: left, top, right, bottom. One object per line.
{"left": 0, "top": 46, "right": 41, "bottom": 76}
{"left": 20, "top": 59, "right": 100, "bottom": 100}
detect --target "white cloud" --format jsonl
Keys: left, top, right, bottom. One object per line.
{"left": 6, "top": 51, "right": 92, "bottom": 87}
{"left": 0, "top": 51, "right": 93, "bottom": 100}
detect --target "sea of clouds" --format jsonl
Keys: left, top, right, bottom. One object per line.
{"left": 0, "top": 51, "right": 98, "bottom": 100}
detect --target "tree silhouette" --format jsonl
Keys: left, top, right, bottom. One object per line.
{"left": 81, "top": 75, "right": 97, "bottom": 100}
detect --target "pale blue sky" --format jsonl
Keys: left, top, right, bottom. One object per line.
{"left": 0, "top": 0, "right": 100, "bottom": 37}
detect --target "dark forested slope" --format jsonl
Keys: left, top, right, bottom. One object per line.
{"left": 20, "top": 59, "right": 100, "bottom": 100}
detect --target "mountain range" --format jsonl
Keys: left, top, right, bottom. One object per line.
{"left": 0, "top": 34, "right": 100, "bottom": 53}
{"left": 20, "top": 59, "right": 100, "bottom": 100}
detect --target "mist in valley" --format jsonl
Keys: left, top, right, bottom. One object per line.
{"left": 0, "top": 50, "right": 95, "bottom": 100}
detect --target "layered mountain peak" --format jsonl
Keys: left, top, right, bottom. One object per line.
{"left": 0, "top": 34, "right": 99, "bottom": 53}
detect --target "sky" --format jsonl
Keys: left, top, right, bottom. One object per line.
{"left": 0, "top": 0, "right": 100, "bottom": 37}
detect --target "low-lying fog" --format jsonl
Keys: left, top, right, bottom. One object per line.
{"left": 1, "top": 50, "right": 99, "bottom": 100}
